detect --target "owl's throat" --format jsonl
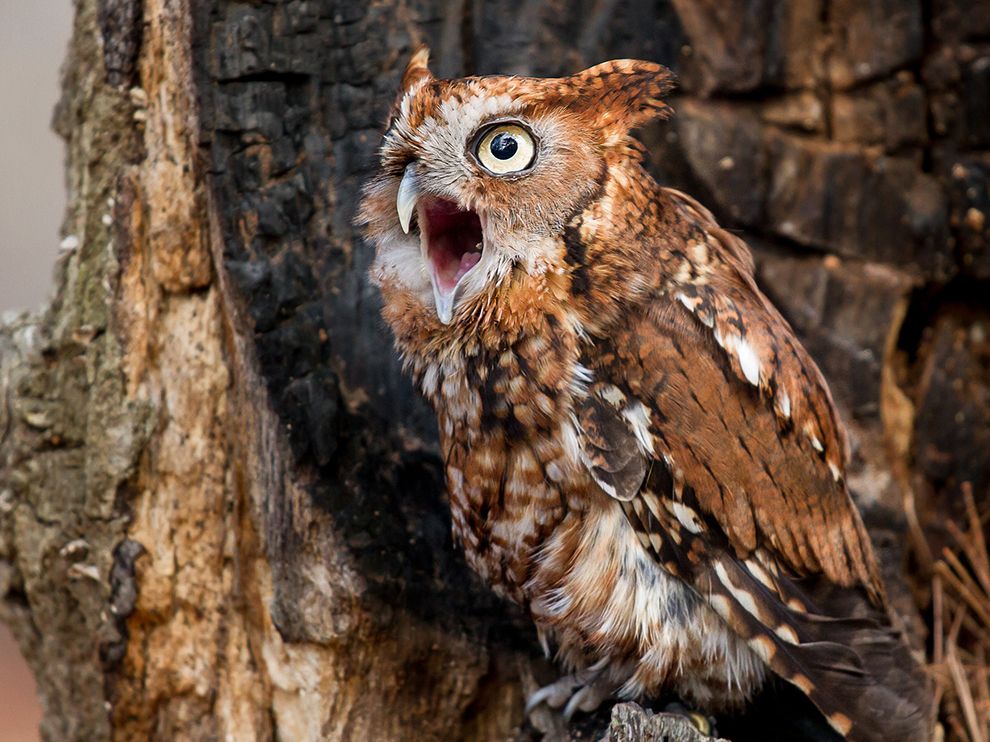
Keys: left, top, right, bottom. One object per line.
{"left": 421, "top": 197, "right": 483, "bottom": 319}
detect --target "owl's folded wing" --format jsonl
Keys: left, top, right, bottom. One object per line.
{"left": 574, "top": 293, "right": 930, "bottom": 740}
{"left": 578, "top": 295, "right": 879, "bottom": 594}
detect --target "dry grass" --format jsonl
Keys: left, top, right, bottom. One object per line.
{"left": 930, "top": 484, "right": 990, "bottom": 742}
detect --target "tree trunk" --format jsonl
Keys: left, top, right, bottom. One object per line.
{"left": 0, "top": 0, "right": 987, "bottom": 740}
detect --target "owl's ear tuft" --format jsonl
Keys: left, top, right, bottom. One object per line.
{"left": 387, "top": 47, "right": 435, "bottom": 130}
{"left": 401, "top": 46, "right": 433, "bottom": 94}
{"left": 563, "top": 60, "right": 676, "bottom": 136}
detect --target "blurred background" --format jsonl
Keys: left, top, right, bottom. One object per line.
{"left": 0, "top": 3, "right": 73, "bottom": 740}
{"left": 0, "top": 4, "right": 71, "bottom": 313}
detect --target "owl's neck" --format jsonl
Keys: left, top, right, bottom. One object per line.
{"left": 551, "top": 161, "right": 692, "bottom": 334}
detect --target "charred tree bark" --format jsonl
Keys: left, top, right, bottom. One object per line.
{"left": 0, "top": 0, "right": 987, "bottom": 740}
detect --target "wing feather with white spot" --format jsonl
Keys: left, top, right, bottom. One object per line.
{"left": 574, "top": 384, "right": 650, "bottom": 501}
{"left": 665, "top": 188, "right": 849, "bottom": 477}
{"left": 701, "top": 555, "right": 929, "bottom": 742}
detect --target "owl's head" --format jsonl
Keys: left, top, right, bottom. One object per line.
{"left": 360, "top": 49, "right": 674, "bottom": 326}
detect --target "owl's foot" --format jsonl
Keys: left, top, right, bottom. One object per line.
{"left": 525, "top": 661, "right": 614, "bottom": 720}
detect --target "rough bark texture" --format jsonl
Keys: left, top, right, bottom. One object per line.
{"left": 0, "top": 0, "right": 987, "bottom": 740}
{"left": 607, "top": 704, "right": 726, "bottom": 742}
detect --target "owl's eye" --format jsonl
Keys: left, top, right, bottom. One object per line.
{"left": 475, "top": 124, "right": 536, "bottom": 175}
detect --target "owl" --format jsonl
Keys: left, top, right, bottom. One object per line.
{"left": 359, "top": 49, "right": 932, "bottom": 741}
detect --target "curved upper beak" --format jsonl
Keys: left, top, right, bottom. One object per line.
{"left": 396, "top": 165, "right": 418, "bottom": 234}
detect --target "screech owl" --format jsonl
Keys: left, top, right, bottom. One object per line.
{"left": 358, "top": 49, "right": 932, "bottom": 741}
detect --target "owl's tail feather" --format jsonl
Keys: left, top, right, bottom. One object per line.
{"left": 706, "top": 558, "right": 933, "bottom": 742}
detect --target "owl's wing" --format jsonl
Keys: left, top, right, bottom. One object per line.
{"left": 575, "top": 288, "right": 930, "bottom": 740}
{"left": 578, "top": 289, "right": 877, "bottom": 591}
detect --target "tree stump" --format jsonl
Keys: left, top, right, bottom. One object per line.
{"left": 1, "top": 0, "right": 987, "bottom": 739}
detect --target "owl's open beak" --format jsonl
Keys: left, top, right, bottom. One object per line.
{"left": 397, "top": 165, "right": 484, "bottom": 324}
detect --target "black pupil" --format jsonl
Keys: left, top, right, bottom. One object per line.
{"left": 490, "top": 132, "right": 518, "bottom": 160}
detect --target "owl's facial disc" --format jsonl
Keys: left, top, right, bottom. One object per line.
{"left": 396, "top": 165, "right": 484, "bottom": 324}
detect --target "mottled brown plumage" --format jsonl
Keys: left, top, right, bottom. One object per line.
{"left": 359, "top": 50, "right": 932, "bottom": 740}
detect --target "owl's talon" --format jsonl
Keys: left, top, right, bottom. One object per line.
{"left": 527, "top": 665, "right": 614, "bottom": 720}
{"left": 525, "top": 674, "right": 582, "bottom": 713}
{"left": 561, "top": 681, "right": 612, "bottom": 720}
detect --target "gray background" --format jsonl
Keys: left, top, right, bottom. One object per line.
{"left": 1, "top": 2, "right": 72, "bottom": 312}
